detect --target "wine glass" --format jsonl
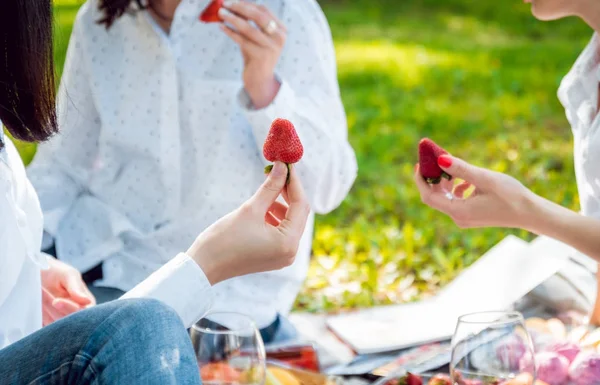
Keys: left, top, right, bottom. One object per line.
{"left": 190, "top": 312, "right": 266, "bottom": 385}
{"left": 450, "top": 311, "right": 536, "bottom": 384}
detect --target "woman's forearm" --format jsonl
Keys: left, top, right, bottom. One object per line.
{"left": 525, "top": 194, "right": 600, "bottom": 262}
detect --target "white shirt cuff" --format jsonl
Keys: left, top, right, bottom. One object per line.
{"left": 237, "top": 77, "right": 297, "bottom": 151}
{"left": 120, "top": 253, "right": 214, "bottom": 328}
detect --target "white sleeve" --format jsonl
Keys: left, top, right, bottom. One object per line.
{"left": 239, "top": 0, "right": 357, "bottom": 215}
{"left": 120, "top": 253, "right": 214, "bottom": 328}
{"left": 27, "top": 11, "right": 101, "bottom": 236}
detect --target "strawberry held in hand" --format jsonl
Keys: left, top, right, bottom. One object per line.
{"left": 418, "top": 138, "right": 452, "bottom": 185}
{"left": 263, "top": 118, "right": 304, "bottom": 184}
{"left": 199, "top": 0, "right": 223, "bottom": 23}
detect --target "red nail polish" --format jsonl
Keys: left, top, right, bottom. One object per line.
{"left": 438, "top": 155, "right": 452, "bottom": 168}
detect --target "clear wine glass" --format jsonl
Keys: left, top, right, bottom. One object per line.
{"left": 190, "top": 312, "right": 266, "bottom": 385}
{"left": 450, "top": 311, "right": 536, "bottom": 384}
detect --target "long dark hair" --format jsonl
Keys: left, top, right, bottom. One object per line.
{"left": 0, "top": 0, "right": 58, "bottom": 150}
{"left": 98, "top": 0, "right": 145, "bottom": 28}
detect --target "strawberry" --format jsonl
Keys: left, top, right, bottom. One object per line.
{"left": 418, "top": 138, "right": 452, "bottom": 184}
{"left": 199, "top": 0, "right": 223, "bottom": 23}
{"left": 399, "top": 373, "right": 423, "bottom": 385}
{"left": 263, "top": 118, "right": 304, "bottom": 184}
{"left": 428, "top": 374, "right": 451, "bottom": 385}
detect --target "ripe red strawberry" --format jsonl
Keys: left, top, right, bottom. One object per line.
{"left": 399, "top": 373, "right": 423, "bottom": 385}
{"left": 263, "top": 118, "right": 304, "bottom": 183}
{"left": 428, "top": 374, "right": 452, "bottom": 385}
{"left": 418, "top": 138, "right": 452, "bottom": 184}
{"left": 199, "top": 0, "right": 223, "bottom": 23}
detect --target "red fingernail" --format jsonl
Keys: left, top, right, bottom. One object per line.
{"left": 438, "top": 155, "right": 452, "bottom": 168}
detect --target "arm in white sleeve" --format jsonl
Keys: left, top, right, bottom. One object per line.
{"left": 27, "top": 12, "right": 101, "bottom": 237}
{"left": 240, "top": 0, "right": 357, "bottom": 214}
{"left": 120, "top": 253, "right": 214, "bottom": 328}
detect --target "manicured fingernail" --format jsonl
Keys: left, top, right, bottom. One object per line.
{"left": 271, "top": 162, "right": 286, "bottom": 177}
{"left": 223, "top": 0, "right": 238, "bottom": 6}
{"left": 438, "top": 155, "right": 453, "bottom": 169}
{"left": 218, "top": 8, "right": 231, "bottom": 17}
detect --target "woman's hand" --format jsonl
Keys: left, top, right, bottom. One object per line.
{"left": 188, "top": 161, "right": 310, "bottom": 285}
{"left": 218, "top": 0, "right": 286, "bottom": 109}
{"left": 414, "top": 154, "right": 539, "bottom": 230}
{"left": 41, "top": 258, "right": 96, "bottom": 326}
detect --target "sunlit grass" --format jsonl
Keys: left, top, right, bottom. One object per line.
{"left": 14, "top": 0, "right": 591, "bottom": 311}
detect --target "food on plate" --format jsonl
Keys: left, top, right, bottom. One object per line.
{"left": 557, "top": 310, "right": 588, "bottom": 327}
{"left": 200, "top": 362, "right": 241, "bottom": 382}
{"left": 398, "top": 373, "right": 422, "bottom": 385}
{"left": 534, "top": 352, "right": 569, "bottom": 385}
{"left": 496, "top": 338, "right": 527, "bottom": 370}
{"left": 266, "top": 367, "right": 301, "bottom": 385}
{"left": 568, "top": 351, "right": 600, "bottom": 385}
{"left": 545, "top": 341, "right": 581, "bottom": 364}
{"left": 580, "top": 328, "right": 600, "bottom": 349}
{"left": 199, "top": 0, "right": 223, "bottom": 22}
{"left": 546, "top": 318, "right": 567, "bottom": 340}
{"left": 501, "top": 373, "right": 533, "bottom": 385}
{"left": 266, "top": 365, "right": 338, "bottom": 385}
{"left": 418, "top": 138, "right": 452, "bottom": 185}
{"left": 428, "top": 374, "right": 451, "bottom": 385}
{"left": 263, "top": 118, "right": 304, "bottom": 184}
{"left": 567, "top": 325, "right": 591, "bottom": 344}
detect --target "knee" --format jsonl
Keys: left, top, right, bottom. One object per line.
{"left": 111, "top": 299, "right": 186, "bottom": 338}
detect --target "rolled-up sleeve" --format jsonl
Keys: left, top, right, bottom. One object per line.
{"left": 240, "top": 0, "right": 357, "bottom": 214}
{"left": 120, "top": 253, "right": 214, "bottom": 328}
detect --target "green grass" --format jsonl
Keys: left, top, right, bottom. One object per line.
{"left": 18, "top": 0, "right": 592, "bottom": 311}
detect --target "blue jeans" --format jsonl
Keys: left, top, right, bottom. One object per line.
{"left": 0, "top": 299, "right": 202, "bottom": 385}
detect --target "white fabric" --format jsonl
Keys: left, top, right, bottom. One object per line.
{"left": 27, "top": 0, "right": 356, "bottom": 327}
{"left": 558, "top": 33, "right": 600, "bottom": 221}
{"left": 529, "top": 33, "right": 600, "bottom": 314}
{"left": 0, "top": 132, "right": 214, "bottom": 350}
{"left": 0, "top": 131, "right": 45, "bottom": 349}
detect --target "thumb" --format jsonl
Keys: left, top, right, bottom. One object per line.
{"left": 250, "top": 161, "right": 288, "bottom": 213}
{"left": 438, "top": 155, "right": 493, "bottom": 189}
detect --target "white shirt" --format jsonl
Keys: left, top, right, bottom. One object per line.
{"left": 1, "top": 129, "right": 214, "bottom": 350}
{"left": 558, "top": 33, "right": 600, "bottom": 220}
{"left": 27, "top": 0, "right": 356, "bottom": 327}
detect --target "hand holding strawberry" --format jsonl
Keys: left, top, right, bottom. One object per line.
{"left": 418, "top": 138, "right": 452, "bottom": 185}
{"left": 263, "top": 118, "right": 303, "bottom": 184}
{"left": 217, "top": 0, "right": 286, "bottom": 109}
{"left": 414, "top": 147, "right": 536, "bottom": 231}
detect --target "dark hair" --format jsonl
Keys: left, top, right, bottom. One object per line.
{"left": 0, "top": 0, "right": 58, "bottom": 149}
{"left": 98, "top": 0, "right": 145, "bottom": 28}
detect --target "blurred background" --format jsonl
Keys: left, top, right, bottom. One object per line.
{"left": 21, "top": 0, "right": 592, "bottom": 312}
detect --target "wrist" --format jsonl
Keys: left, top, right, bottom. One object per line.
{"left": 517, "top": 190, "right": 546, "bottom": 234}
{"left": 244, "top": 74, "right": 280, "bottom": 109}
{"left": 187, "top": 240, "right": 225, "bottom": 286}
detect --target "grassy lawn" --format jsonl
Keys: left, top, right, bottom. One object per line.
{"left": 19, "top": 0, "right": 591, "bottom": 311}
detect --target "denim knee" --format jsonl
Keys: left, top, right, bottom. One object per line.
{"left": 111, "top": 298, "right": 186, "bottom": 337}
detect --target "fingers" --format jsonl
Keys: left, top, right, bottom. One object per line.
{"left": 454, "top": 181, "right": 473, "bottom": 199}
{"left": 438, "top": 155, "right": 494, "bottom": 190}
{"left": 249, "top": 161, "right": 288, "bottom": 213}
{"left": 63, "top": 273, "right": 95, "bottom": 306}
{"left": 218, "top": 7, "right": 271, "bottom": 47}
{"left": 279, "top": 166, "right": 310, "bottom": 237}
{"left": 223, "top": 1, "right": 287, "bottom": 45}
{"left": 42, "top": 289, "right": 81, "bottom": 322}
{"left": 414, "top": 165, "right": 454, "bottom": 212}
{"left": 267, "top": 201, "right": 288, "bottom": 222}
{"left": 265, "top": 212, "right": 281, "bottom": 226}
